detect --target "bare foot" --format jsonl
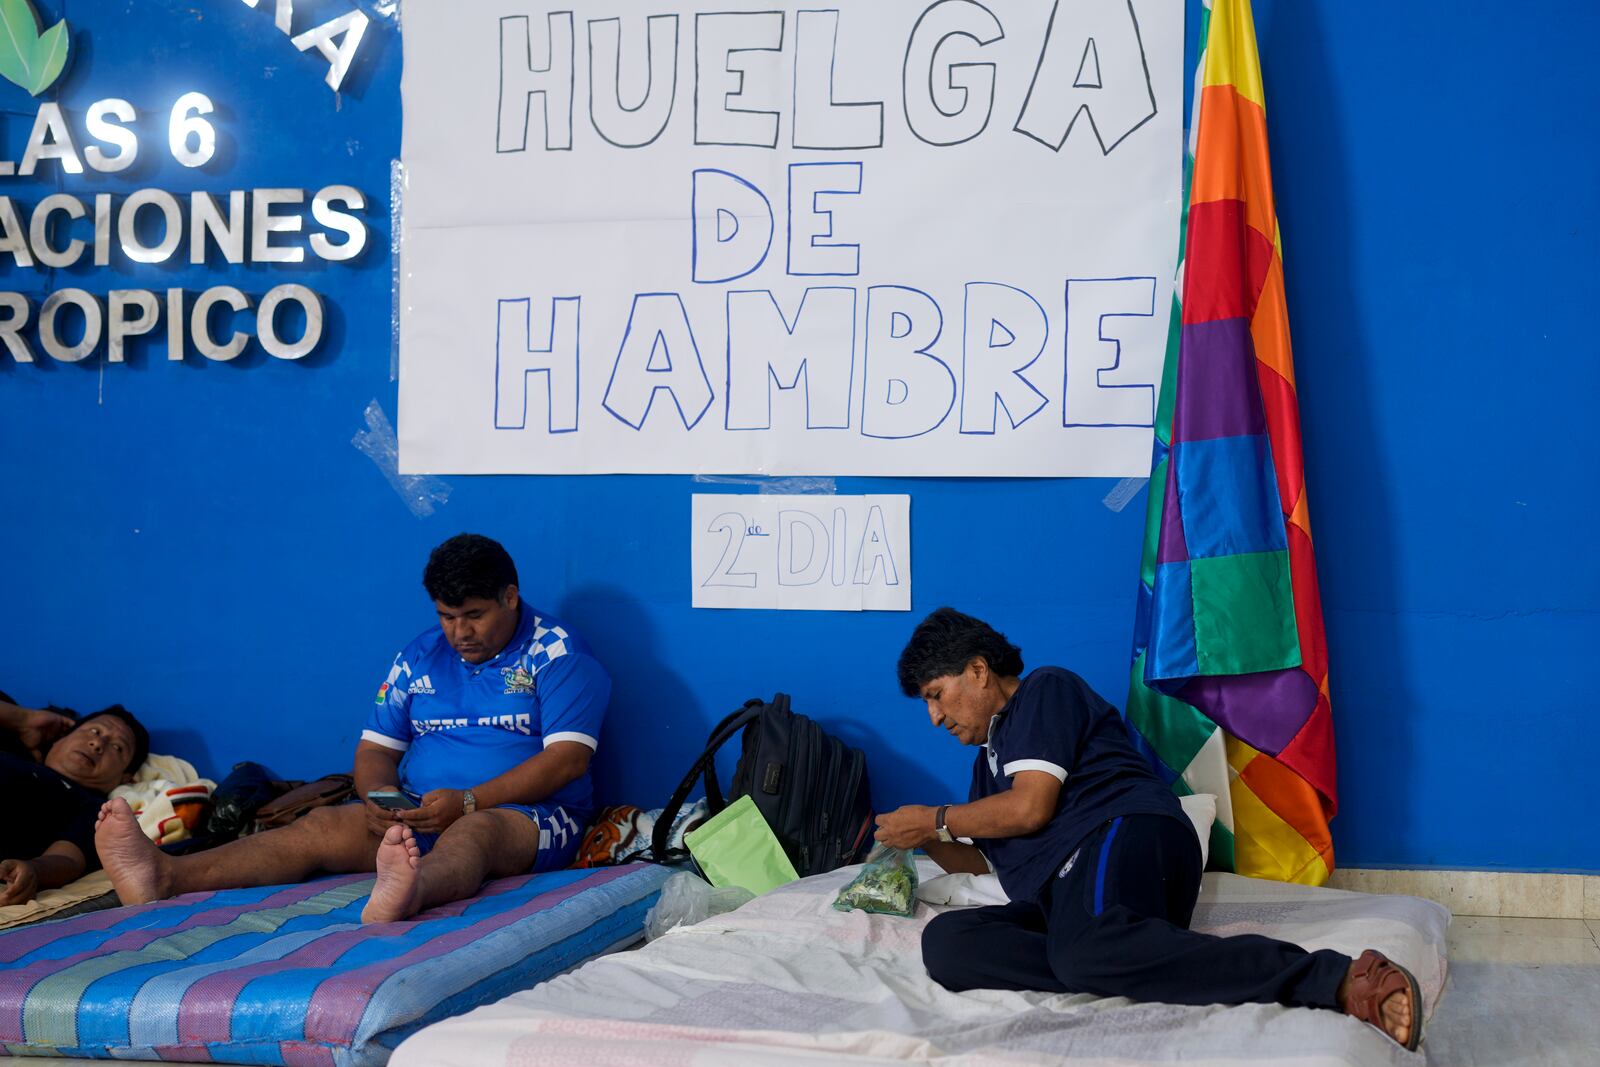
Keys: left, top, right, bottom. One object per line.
{"left": 361, "top": 823, "right": 423, "bottom": 923}
{"left": 94, "top": 797, "right": 174, "bottom": 905}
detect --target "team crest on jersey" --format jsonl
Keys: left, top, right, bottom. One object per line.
{"left": 501, "top": 665, "right": 536, "bottom": 694}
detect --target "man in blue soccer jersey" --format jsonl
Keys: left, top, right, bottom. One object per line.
{"left": 873, "top": 608, "right": 1422, "bottom": 1051}
{"left": 94, "top": 534, "right": 610, "bottom": 924}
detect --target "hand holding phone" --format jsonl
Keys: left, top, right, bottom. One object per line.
{"left": 366, "top": 790, "right": 416, "bottom": 812}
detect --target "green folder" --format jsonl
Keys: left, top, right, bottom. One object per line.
{"left": 683, "top": 794, "right": 800, "bottom": 896}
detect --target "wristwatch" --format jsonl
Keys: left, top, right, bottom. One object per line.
{"left": 463, "top": 789, "right": 478, "bottom": 815}
{"left": 935, "top": 804, "right": 954, "bottom": 843}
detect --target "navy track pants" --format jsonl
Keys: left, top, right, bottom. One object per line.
{"left": 921, "top": 812, "right": 1350, "bottom": 1009}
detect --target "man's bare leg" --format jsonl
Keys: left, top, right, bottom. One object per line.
{"left": 95, "top": 797, "right": 382, "bottom": 905}
{"left": 361, "top": 809, "right": 539, "bottom": 923}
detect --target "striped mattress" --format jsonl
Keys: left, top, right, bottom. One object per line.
{"left": 0, "top": 862, "right": 671, "bottom": 1065}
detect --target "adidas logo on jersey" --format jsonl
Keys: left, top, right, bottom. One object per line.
{"left": 407, "top": 675, "right": 436, "bottom": 695}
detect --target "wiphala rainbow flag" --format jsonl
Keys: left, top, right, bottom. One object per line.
{"left": 1126, "top": 0, "right": 1337, "bottom": 884}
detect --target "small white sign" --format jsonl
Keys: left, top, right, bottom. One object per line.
{"left": 691, "top": 494, "right": 910, "bottom": 611}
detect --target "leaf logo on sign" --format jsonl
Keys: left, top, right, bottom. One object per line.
{"left": 0, "top": 0, "right": 68, "bottom": 97}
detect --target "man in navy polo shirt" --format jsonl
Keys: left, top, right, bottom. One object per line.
{"left": 95, "top": 534, "right": 610, "bottom": 924}
{"left": 874, "top": 608, "right": 1422, "bottom": 1051}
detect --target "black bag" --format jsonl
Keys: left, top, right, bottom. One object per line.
{"left": 206, "top": 761, "right": 292, "bottom": 839}
{"left": 653, "top": 694, "right": 874, "bottom": 878}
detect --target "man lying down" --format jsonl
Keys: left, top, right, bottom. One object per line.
{"left": 0, "top": 693, "right": 149, "bottom": 905}
{"left": 96, "top": 533, "right": 611, "bottom": 923}
{"left": 874, "top": 608, "right": 1424, "bottom": 1052}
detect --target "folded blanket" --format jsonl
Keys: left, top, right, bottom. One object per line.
{"left": 108, "top": 752, "right": 216, "bottom": 845}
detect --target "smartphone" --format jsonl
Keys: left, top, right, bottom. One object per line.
{"left": 366, "top": 790, "right": 417, "bottom": 812}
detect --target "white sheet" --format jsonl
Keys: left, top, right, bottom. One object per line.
{"left": 393, "top": 862, "right": 1448, "bottom": 1067}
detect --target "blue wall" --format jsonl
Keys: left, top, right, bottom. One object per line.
{"left": 1, "top": 1, "right": 1594, "bottom": 872}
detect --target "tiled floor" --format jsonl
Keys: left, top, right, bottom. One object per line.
{"left": 1425, "top": 916, "right": 1600, "bottom": 1065}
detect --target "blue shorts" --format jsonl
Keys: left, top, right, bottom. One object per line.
{"left": 395, "top": 792, "right": 588, "bottom": 872}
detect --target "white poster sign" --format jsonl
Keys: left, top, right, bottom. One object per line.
{"left": 398, "top": 1, "right": 1182, "bottom": 476}
{"left": 691, "top": 494, "right": 910, "bottom": 611}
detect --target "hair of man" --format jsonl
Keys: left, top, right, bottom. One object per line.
{"left": 897, "top": 607, "right": 1026, "bottom": 696}
{"left": 422, "top": 533, "right": 520, "bottom": 606}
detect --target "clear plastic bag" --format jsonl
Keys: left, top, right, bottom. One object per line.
{"left": 644, "top": 871, "right": 755, "bottom": 940}
{"left": 832, "top": 844, "right": 920, "bottom": 917}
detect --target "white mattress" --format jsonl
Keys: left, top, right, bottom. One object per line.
{"left": 393, "top": 861, "right": 1449, "bottom": 1067}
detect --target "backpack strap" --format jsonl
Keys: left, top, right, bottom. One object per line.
{"left": 650, "top": 699, "right": 765, "bottom": 863}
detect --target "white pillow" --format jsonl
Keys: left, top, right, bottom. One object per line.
{"left": 1179, "top": 792, "right": 1217, "bottom": 869}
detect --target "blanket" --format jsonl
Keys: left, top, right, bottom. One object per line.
{"left": 393, "top": 861, "right": 1449, "bottom": 1067}
{"left": 109, "top": 752, "right": 216, "bottom": 845}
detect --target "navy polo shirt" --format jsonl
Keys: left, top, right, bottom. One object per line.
{"left": 969, "top": 666, "right": 1188, "bottom": 902}
{"left": 0, "top": 751, "right": 104, "bottom": 869}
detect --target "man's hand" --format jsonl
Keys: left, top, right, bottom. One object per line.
{"left": 18, "top": 709, "right": 74, "bottom": 760}
{"left": 362, "top": 796, "right": 401, "bottom": 839}
{"left": 398, "top": 789, "right": 466, "bottom": 834}
{"left": 874, "top": 804, "right": 939, "bottom": 849}
{"left": 0, "top": 859, "right": 39, "bottom": 906}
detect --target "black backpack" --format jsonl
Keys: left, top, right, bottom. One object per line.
{"left": 652, "top": 694, "right": 874, "bottom": 878}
